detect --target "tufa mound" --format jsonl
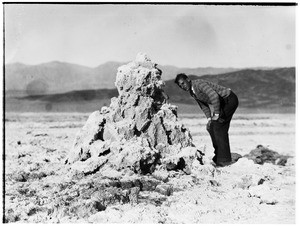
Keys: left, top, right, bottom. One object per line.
{"left": 65, "top": 53, "right": 204, "bottom": 176}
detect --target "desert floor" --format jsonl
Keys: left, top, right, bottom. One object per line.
{"left": 4, "top": 112, "right": 295, "bottom": 223}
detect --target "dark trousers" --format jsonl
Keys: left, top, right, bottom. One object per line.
{"left": 207, "top": 91, "right": 239, "bottom": 163}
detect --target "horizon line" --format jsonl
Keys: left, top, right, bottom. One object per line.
{"left": 4, "top": 60, "right": 295, "bottom": 69}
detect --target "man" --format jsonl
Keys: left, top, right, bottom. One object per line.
{"left": 174, "top": 73, "right": 239, "bottom": 167}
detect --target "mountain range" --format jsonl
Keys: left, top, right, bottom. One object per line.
{"left": 5, "top": 61, "right": 276, "bottom": 95}
{"left": 164, "top": 67, "right": 295, "bottom": 109}
{"left": 5, "top": 64, "right": 295, "bottom": 113}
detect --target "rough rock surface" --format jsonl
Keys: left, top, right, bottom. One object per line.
{"left": 66, "top": 53, "right": 203, "bottom": 176}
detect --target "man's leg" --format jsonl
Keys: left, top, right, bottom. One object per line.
{"left": 207, "top": 124, "right": 218, "bottom": 163}
{"left": 213, "top": 92, "right": 239, "bottom": 164}
{"left": 212, "top": 118, "right": 232, "bottom": 163}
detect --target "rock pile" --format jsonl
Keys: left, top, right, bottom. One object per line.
{"left": 244, "top": 145, "right": 291, "bottom": 166}
{"left": 66, "top": 53, "right": 203, "bottom": 177}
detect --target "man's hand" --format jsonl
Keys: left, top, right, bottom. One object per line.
{"left": 206, "top": 118, "right": 212, "bottom": 131}
{"left": 212, "top": 114, "right": 219, "bottom": 121}
{"left": 212, "top": 113, "right": 225, "bottom": 123}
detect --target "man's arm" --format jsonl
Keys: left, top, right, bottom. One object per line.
{"left": 197, "top": 82, "right": 220, "bottom": 116}
{"left": 195, "top": 99, "right": 211, "bottom": 119}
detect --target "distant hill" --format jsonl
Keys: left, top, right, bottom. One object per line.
{"left": 7, "top": 67, "right": 295, "bottom": 113}
{"left": 5, "top": 61, "right": 274, "bottom": 95}
{"left": 4, "top": 61, "right": 123, "bottom": 95}
{"left": 164, "top": 67, "right": 295, "bottom": 109}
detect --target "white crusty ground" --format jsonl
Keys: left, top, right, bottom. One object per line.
{"left": 4, "top": 112, "right": 295, "bottom": 223}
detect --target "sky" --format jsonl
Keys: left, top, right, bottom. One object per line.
{"left": 4, "top": 4, "right": 296, "bottom": 68}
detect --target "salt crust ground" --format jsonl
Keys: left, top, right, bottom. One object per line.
{"left": 4, "top": 112, "right": 295, "bottom": 223}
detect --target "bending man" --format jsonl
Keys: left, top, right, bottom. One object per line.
{"left": 174, "top": 73, "right": 239, "bottom": 167}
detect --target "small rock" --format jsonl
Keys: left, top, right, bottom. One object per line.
{"left": 129, "top": 187, "right": 140, "bottom": 205}
{"left": 209, "top": 179, "right": 220, "bottom": 187}
{"left": 91, "top": 187, "right": 130, "bottom": 207}
{"left": 34, "top": 133, "right": 48, "bottom": 137}
{"left": 27, "top": 207, "right": 38, "bottom": 216}
{"left": 18, "top": 153, "right": 29, "bottom": 158}
{"left": 72, "top": 200, "right": 106, "bottom": 219}
{"left": 155, "top": 184, "right": 173, "bottom": 196}
{"left": 152, "top": 169, "right": 169, "bottom": 182}
{"left": 244, "top": 146, "right": 290, "bottom": 165}
{"left": 235, "top": 174, "right": 263, "bottom": 189}
{"left": 231, "top": 152, "right": 242, "bottom": 163}
{"left": 191, "top": 163, "right": 216, "bottom": 177}
{"left": 248, "top": 185, "right": 278, "bottom": 205}
{"left": 13, "top": 171, "right": 29, "bottom": 182}
{"left": 30, "top": 171, "right": 47, "bottom": 180}
{"left": 4, "top": 209, "right": 20, "bottom": 223}
{"left": 119, "top": 179, "right": 135, "bottom": 189}
{"left": 140, "top": 177, "right": 161, "bottom": 191}
{"left": 275, "top": 157, "right": 288, "bottom": 166}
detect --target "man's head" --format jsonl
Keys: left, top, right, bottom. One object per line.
{"left": 174, "top": 73, "right": 191, "bottom": 91}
